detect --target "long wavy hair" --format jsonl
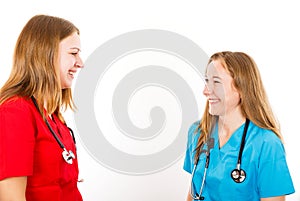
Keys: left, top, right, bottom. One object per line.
{"left": 0, "top": 15, "right": 79, "bottom": 122}
{"left": 194, "top": 51, "right": 282, "bottom": 162}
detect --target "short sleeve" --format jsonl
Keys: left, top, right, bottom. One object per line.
{"left": 183, "top": 121, "right": 200, "bottom": 174}
{"left": 0, "top": 98, "right": 36, "bottom": 180}
{"left": 258, "top": 134, "right": 295, "bottom": 197}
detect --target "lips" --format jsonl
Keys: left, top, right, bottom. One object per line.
{"left": 68, "top": 70, "right": 77, "bottom": 78}
{"left": 208, "top": 98, "right": 220, "bottom": 104}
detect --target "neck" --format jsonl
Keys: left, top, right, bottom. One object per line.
{"left": 218, "top": 109, "right": 246, "bottom": 148}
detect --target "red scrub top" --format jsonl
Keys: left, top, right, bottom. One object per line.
{"left": 0, "top": 97, "right": 82, "bottom": 201}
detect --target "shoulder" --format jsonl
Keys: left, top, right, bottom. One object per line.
{"left": 248, "top": 121, "right": 285, "bottom": 156}
{"left": 188, "top": 120, "right": 200, "bottom": 132}
{"left": 249, "top": 121, "right": 282, "bottom": 144}
{"left": 1, "top": 96, "right": 32, "bottom": 108}
{"left": 188, "top": 120, "right": 200, "bottom": 135}
{"left": 186, "top": 120, "right": 201, "bottom": 143}
{"left": 0, "top": 96, "right": 35, "bottom": 118}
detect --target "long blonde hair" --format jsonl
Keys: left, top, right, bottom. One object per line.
{"left": 0, "top": 15, "right": 79, "bottom": 122}
{"left": 195, "top": 51, "right": 281, "bottom": 161}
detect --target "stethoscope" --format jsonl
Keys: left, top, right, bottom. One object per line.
{"left": 190, "top": 118, "right": 250, "bottom": 200}
{"left": 31, "top": 97, "right": 76, "bottom": 164}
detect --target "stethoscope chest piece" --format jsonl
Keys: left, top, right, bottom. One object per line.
{"left": 62, "top": 149, "right": 76, "bottom": 164}
{"left": 231, "top": 168, "right": 246, "bottom": 183}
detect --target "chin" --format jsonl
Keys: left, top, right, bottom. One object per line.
{"left": 61, "top": 85, "right": 72, "bottom": 89}
{"left": 208, "top": 108, "right": 222, "bottom": 116}
{"left": 61, "top": 82, "right": 73, "bottom": 89}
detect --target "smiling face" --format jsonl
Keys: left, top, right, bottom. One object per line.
{"left": 203, "top": 59, "right": 241, "bottom": 117}
{"left": 58, "top": 32, "right": 83, "bottom": 89}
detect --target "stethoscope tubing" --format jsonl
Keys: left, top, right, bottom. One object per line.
{"left": 31, "top": 97, "right": 76, "bottom": 164}
{"left": 237, "top": 119, "right": 250, "bottom": 167}
{"left": 190, "top": 118, "right": 250, "bottom": 199}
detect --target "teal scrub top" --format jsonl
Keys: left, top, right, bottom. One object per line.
{"left": 183, "top": 120, "right": 295, "bottom": 201}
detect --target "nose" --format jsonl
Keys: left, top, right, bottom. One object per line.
{"left": 203, "top": 82, "right": 212, "bottom": 96}
{"left": 75, "top": 57, "right": 84, "bottom": 68}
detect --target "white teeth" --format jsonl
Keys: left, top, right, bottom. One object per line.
{"left": 68, "top": 71, "right": 74, "bottom": 75}
{"left": 209, "top": 99, "right": 218, "bottom": 103}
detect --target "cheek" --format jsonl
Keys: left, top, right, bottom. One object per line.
{"left": 60, "top": 63, "right": 68, "bottom": 73}
{"left": 215, "top": 86, "right": 225, "bottom": 98}
{"left": 59, "top": 58, "right": 73, "bottom": 73}
{"left": 226, "top": 91, "right": 240, "bottom": 106}
{"left": 58, "top": 60, "right": 71, "bottom": 83}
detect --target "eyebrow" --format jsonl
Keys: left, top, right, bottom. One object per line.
{"left": 70, "top": 47, "right": 81, "bottom": 52}
{"left": 212, "top": 76, "right": 222, "bottom": 79}
{"left": 205, "top": 75, "right": 222, "bottom": 80}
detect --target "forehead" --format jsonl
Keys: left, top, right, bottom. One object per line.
{"left": 59, "top": 32, "right": 81, "bottom": 49}
{"left": 206, "top": 60, "right": 229, "bottom": 78}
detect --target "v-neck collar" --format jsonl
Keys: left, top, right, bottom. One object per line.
{"left": 206, "top": 121, "right": 248, "bottom": 173}
{"left": 212, "top": 121, "right": 247, "bottom": 153}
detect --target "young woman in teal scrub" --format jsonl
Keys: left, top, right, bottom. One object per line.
{"left": 184, "top": 51, "right": 295, "bottom": 201}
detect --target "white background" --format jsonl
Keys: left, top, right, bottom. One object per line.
{"left": 0, "top": 0, "right": 299, "bottom": 200}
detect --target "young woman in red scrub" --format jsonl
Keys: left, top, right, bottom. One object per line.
{"left": 0, "top": 15, "right": 84, "bottom": 201}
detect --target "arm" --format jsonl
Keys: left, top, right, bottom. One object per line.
{"left": 186, "top": 187, "right": 193, "bottom": 201}
{"left": 0, "top": 177, "right": 27, "bottom": 201}
{"left": 261, "top": 196, "right": 285, "bottom": 201}
{"left": 257, "top": 133, "right": 294, "bottom": 199}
